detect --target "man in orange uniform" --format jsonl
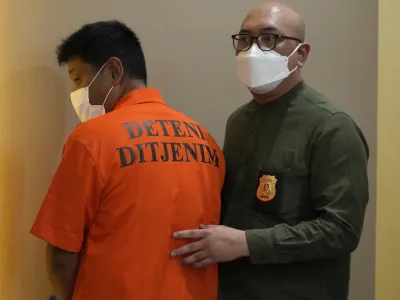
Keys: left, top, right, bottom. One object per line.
{"left": 30, "top": 20, "right": 225, "bottom": 300}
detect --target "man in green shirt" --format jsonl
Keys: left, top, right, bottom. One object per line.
{"left": 171, "top": 2, "right": 369, "bottom": 299}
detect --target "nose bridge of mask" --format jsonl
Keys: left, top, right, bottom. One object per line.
{"left": 244, "top": 42, "right": 303, "bottom": 59}
{"left": 249, "top": 43, "right": 262, "bottom": 55}
{"left": 242, "top": 43, "right": 277, "bottom": 57}
{"left": 239, "top": 45, "right": 289, "bottom": 87}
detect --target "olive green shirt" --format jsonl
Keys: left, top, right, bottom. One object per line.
{"left": 219, "top": 81, "right": 369, "bottom": 300}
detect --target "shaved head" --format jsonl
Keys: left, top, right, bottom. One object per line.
{"left": 242, "top": 2, "right": 305, "bottom": 41}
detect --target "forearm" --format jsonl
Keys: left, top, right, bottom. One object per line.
{"left": 245, "top": 216, "right": 360, "bottom": 264}
{"left": 47, "top": 245, "right": 80, "bottom": 300}
{"left": 52, "top": 265, "right": 79, "bottom": 300}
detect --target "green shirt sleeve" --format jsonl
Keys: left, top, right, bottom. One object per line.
{"left": 245, "top": 112, "right": 369, "bottom": 264}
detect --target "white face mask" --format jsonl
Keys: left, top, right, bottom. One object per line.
{"left": 236, "top": 43, "right": 303, "bottom": 94}
{"left": 70, "top": 63, "right": 114, "bottom": 123}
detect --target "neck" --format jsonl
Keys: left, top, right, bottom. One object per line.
{"left": 252, "top": 75, "right": 302, "bottom": 104}
{"left": 121, "top": 79, "right": 147, "bottom": 97}
{"left": 107, "top": 79, "right": 147, "bottom": 112}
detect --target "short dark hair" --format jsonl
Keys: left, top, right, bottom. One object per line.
{"left": 56, "top": 20, "right": 147, "bottom": 84}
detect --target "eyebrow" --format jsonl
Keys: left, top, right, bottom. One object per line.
{"left": 68, "top": 68, "right": 75, "bottom": 75}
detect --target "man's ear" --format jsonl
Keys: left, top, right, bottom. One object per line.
{"left": 297, "top": 43, "right": 311, "bottom": 68}
{"left": 107, "top": 57, "right": 124, "bottom": 84}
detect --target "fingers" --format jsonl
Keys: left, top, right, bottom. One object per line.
{"left": 180, "top": 249, "right": 209, "bottom": 265}
{"left": 171, "top": 240, "right": 204, "bottom": 257}
{"left": 173, "top": 229, "right": 208, "bottom": 239}
{"left": 192, "top": 257, "right": 214, "bottom": 268}
{"left": 200, "top": 224, "right": 219, "bottom": 229}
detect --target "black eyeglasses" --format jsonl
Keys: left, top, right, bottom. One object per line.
{"left": 231, "top": 33, "right": 302, "bottom": 52}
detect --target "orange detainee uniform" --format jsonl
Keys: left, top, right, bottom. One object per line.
{"left": 30, "top": 88, "right": 225, "bottom": 300}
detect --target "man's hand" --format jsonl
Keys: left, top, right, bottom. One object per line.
{"left": 171, "top": 225, "right": 249, "bottom": 268}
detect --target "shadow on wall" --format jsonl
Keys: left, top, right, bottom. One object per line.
{"left": 0, "top": 66, "right": 66, "bottom": 299}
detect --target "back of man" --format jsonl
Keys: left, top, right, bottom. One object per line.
{"left": 30, "top": 20, "right": 225, "bottom": 300}
{"left": 32, "top": 88, "right": 225, "bottom": 300}
{"left": 86, "top": 89, "right": 224, "bottom": 299}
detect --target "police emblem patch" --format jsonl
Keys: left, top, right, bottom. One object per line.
{"left": 256, "top": 175, "right": 278, "bottom": 202}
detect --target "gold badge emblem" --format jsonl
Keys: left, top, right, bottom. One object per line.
{"left": 256, "top": 175, "right": 278, "bottom": 202}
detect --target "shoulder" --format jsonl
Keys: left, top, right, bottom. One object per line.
{"left": 299, "top": 85, "right": 368, "bottom": 148}
{"left": 320, "top": 112, "right": 366, "bottom": 140}
{"left": 297, "top": 85, "right": 343, "bottom": 117}
{"left": 297, "top": 85, "right": 366, "bottom": 133}
{"left": 69, "top": 109, "right": 126, "bottom": 141}
{"left": 171, "top": 109, "right": 220, "bottom": 145}
{"left": 64, "top": 115, "right": 115, "bottom": 158}
{"left": 68, "top": 119, "right": 103, "bottom": 144}
{"left": 299, "top": 84, "right": 361, "bottom": 126}
{"left": 314, "top": 112, "right": 369, "bottom": 160}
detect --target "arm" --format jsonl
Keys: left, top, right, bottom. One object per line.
{"left": 31, "top": 132, "right": 104, "bottom": 296}
{"left": 245, "top": 112, "right": 369, "bottom": 264}
{"left": 47, "top": 245, "right": 80, "bottom": 300}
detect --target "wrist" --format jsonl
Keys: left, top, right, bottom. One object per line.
{"left": 235, "top": 230, "right": 250, "bottom": 257}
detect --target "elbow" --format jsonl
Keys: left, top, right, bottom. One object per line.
{"left": 325, "top": 214, "right": 363, "bottom": 254}
{"left": 339, "top": 224, "right": 361, "bottom": 254}
{"left": 345, "top": 232, "right": 360, "bottom": 253}
{"left": 47, "top": 245, "right": 77, "bottom": 277}
{"left": 52, "top": 253, "right": 67, "bottom": 274}
{"left": 48, "top": 246, "right": 66, "bottom": 277}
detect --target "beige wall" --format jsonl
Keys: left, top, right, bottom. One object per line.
{"left": 0, "top": 0, "right": 377, "bottom": 299}
{"left": 376, "top": 0, "right": 400, "bottom": 298}
{"left": 0, "top": 2, "right": 67, "bottom": 298}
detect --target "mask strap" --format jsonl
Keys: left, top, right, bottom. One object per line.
{"left": 286, "top": 43, "right": 303, "bottom": 74}
{"left": 288, "top": 66, "right": 298, "bottom": 75}
{"left": 287, "top": 42, "right": 304, "bottom": 59}
{"left": 88, "top": 63, "right": 107, "bottom": 87}
{"left": 102, "top": 86, "right": 114, "bottom": 106}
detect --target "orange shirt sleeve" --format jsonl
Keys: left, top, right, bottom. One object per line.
{"left": 30, "top": 132, "right": 104, "bottom": 252}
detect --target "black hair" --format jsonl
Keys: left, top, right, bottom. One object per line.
{"left": 56, "top": 20, "right": 147, "bottom": 84}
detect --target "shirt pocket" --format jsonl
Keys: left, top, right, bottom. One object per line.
{"left": 253, "top": 166, "right": 310, "bottom": 223}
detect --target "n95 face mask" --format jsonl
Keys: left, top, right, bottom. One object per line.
{"left": 236, "top": 43, "right": 302, "bottom": 94}
{"left": 70, "top": 63, "right": 114, "bottom": 123}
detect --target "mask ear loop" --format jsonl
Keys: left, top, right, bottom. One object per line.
{"left": 103, "top": 86, "right": 114, "bottom": 106}
{"left": 90, "top": 61, "right": 114, "bottom": 108}
{"left": 287, "top": 42, "right": 304, "bottom": 59}
{"left": 88, "top": 63, "right": 107, "bottom": 87}
{"left": 287, "top": 42, "right": 304, "bottom": 74}
{"left": 86, "top": 63, "right": 108, "bottom": 106}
